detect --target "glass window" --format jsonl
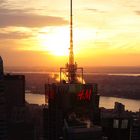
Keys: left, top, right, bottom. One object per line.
{"left": 113, "top": 119, "right": 119, "bottom": 128}
{"left": 121, "top": 119, "right": 128, "bottom": 129}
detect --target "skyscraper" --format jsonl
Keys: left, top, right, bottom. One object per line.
{"left": 44, "top": 83, "right": 101, "bottom": 140}
{"left": 43, "top": 1, "right": 101, "bottom": 140}
{"left": 101, "top": 103, "right": 132, "bottom": 140}
{"left": 0, "top": 56, "right": 3, "bottom": 76}
{"left": 4, "top": 74, "right": 25, "bottom": 107}
{"left": 3, "top": 73, "right": 36, "bottom": 140}
{"left": 0, "top": 56, "right": 7, "bottom": 140}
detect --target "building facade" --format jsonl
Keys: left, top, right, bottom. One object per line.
{"left": 44, "top": 83, "right": 101, "bottom": 140}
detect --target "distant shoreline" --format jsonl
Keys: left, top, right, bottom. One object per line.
{"left": 100, "top": 95, "right": 140, "bottom": 101}
{"left": 4, "top": 65, "right": 140, "bottom": 75}
{"left": 8, "top": 71, "right": 140, "bottom": 101}
{"left": 25, "top": 92, "right": 140, "bottom": 101}
{"left": 4, "top": 71, "right": 140, "bottom": 77}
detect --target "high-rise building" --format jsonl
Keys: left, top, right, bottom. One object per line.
{"left": 8, "top": 122, "right": 36, "bottom": 140}
{"left": 4, "top": 74, "right": 26, "bottom": 139}
{"left": 101, "top": 103, "right": 132, "bottom": 140}
{"left": 0, "top": 56, "right": 7, "bottom": 140}
{"left": 0, "top": 57, "right": 26, "bottom": 140}
{"left": 4, "top": 74, "right": 25, "bottom": 108}
{"left": 63, "top": 119, "right": 102, "bottom": 140}
{"left": 0, "top": 56, "right": 3, "bottom": 76}
{"left": 131, "top": 117, "right": 140, "bottom": 140}
{"left": 44, "top": 83, "right": 101, "bottom": 140}
{"left": 3, "top": 74, "right": 37, "bottom": 140}
{"left": 43, "top": 1, "right": 101, "bottom": 140}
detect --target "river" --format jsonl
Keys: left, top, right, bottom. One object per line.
{"left": 25, "top": 93, "right": 140, "bottom": 112}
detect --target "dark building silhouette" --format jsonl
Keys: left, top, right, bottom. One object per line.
{"left": 131, "top": 112, "right": 140, "bottom": 140}
{"left": 43, "top": 1, "right": 101, "bottom": 139}
{"left": 4, "top": 74, "right": 25, "bottom": 124}
{"left": 63, "top": 119, "right": 102, "bottom": 140}
{"left": 0, "top": 56, "right": 36, "bottom": 140}
{"left": 101, "top": 102, "right": 132, "bottom": 140}
{"left": 4, "top": 74, "right": 25, "bottom": 107}
{"left": 44, "top": 83, "right": 101, "bottom": 140}
{"left": 3, "top": 75, "right": 37, "bottom": 140}
{"left": 0, "top": 56, "right": 3, "bottom": 76}
{"left": 0, "top": 56, "right": 7, "bottom": 140}
{"left": 7, "top": 104, "right": 38, "bottom": 140}
{"left": 8, "top": 122, "right": 36, "bottom": 140}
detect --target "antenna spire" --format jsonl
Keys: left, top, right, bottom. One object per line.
{"left": 60, "top": 0, "right": 84, "bottom": 84}
{"left": 69, "top": 0, "right": 74, "bottom": 65}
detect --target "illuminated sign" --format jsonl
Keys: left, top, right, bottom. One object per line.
{"left": 46, "top": 83, "right": 97, "bottom": 109}
{"left": 46, "top": 83, "right": 98, "bottom": 122}
{"left": 77, "top": 89, "right": 92, "bottom": 101}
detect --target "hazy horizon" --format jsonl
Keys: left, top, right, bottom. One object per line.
{"left": 4, "top": 65, "right": 140, "bottom": 68}
{"left": 4, "top": 65, "right": 140, "bottom": 74}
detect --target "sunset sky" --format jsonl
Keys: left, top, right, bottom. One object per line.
{"left": 0, "top": 0, "right": 140, "bottom": 67}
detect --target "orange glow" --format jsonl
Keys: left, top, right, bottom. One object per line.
{"left": 36, "top": 27, "right": 97, "bottom": 56}
{"left": 37, "top": 27, "right": 69, "bottom": 56}
{"left": 49, "top": 72, "right": 85, "bottom": 84}
{"left": 1, "top": 0, "right": 140, "bottom": 67}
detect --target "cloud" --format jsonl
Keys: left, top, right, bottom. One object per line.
{"left": 85, "top": 8, "right": 106, "bottom": 13}
{"left": 0, "top": 8, "right": 43, "bottom": 14}
{"left": 0, "top": 32, "right": 32, "bottom": 39}
{"left": 0, "top": 8, "right": 68, "bottom": 28}
{"left": 0, "top": 0, "right": 9, "bottom": 7}
{"left": 135, "top": 10, "right": 140, "bottom": 15}
{"left": 0, "top": 49, "right": 55, "bottom": 67}
{"left": 0, "top": 0, "right": 6, "bottom": 4}
{"left": 0, "top": 8, "right": 26, "bottom": 14}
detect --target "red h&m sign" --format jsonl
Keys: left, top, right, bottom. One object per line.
{"left": 77, "top": 89, "right": 92, "bottom": 101}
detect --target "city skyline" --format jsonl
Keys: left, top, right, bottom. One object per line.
{"left": 0, "top": 0, "right": 140, "bottom": 67}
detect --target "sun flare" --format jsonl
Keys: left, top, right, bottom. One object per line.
{"left": 38, "top": 27, "right": 69, "bottom": 56}
{"left": 37, "top": 27, "right": 97, "bottom": 56}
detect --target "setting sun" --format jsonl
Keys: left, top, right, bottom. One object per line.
{"left": 37, "top": 26, "right": 97, "bottom": 56}
{"left": 37, "top": 27, "right": 69, "bottom": 56}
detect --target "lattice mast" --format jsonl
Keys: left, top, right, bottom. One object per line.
{"left": 60, "top": 0, "right": 83, "bottom": 83}
{"left": 67, "top": 0, "right": 77, "bottom": 83}
{"left": 69, "top": 0, "right": 74, "bottom": 65}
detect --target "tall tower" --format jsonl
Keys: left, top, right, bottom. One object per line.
{"left": 60, "top": 0, "right": 83, "bottom": 84}
{"left": 0, "top": 56, "right": 4, "bottom": 76}
{"left": 69, "top": 0, "right": 74, "bottom": 65}
{"left": 44, "top": 1, "right": 101, "bottom": 140}
{"left": 0, "top": 56, "right": 7, "bottom": 140}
